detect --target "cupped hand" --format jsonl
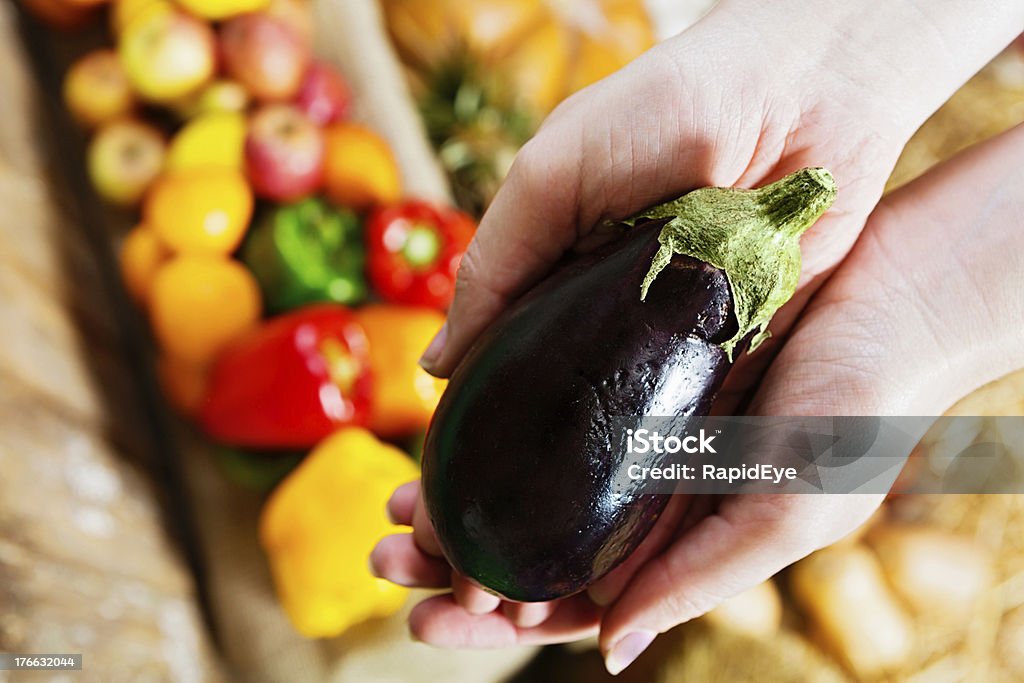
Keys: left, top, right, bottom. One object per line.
{"left": 418, "top": 0, "right": 1022, "bottom": 389}
{"left": 374, "top": 121, "right": 1024, "bottom": 672}
{"left": 374, "top": 0, "right": 1024, "bottom": 674}
{"left": 587, "top": 121, "right": 1024, "bottom": 673}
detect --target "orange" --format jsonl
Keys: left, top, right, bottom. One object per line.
{"left": 157, "top": 354, "right": 209, "bottom": 417}
{"left": 145, "top": 168, "right": 253, "bottom": 255}
{"left": 502, "top": 18, "right": 568, "bottom": 115}
{"left": 323, "top": 123, "right": 401, "bottom": 212}
{"left": 568, "top": 3, "right": 656, "bottom": 94}
{"left": 119, "top": 224, "right": 170, "bottom": 305}
{"left": 149, "top": 255, "right": 261, "bottom": 364}
{"left": 354, "top": 304, "right": 447, "bottom": 437}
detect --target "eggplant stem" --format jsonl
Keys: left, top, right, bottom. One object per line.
{"left": 632, "top": 167, "right": 837, "bottom": 361}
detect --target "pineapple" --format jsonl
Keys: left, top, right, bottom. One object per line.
{"left": 417, "top": 53, "right": 533, "bottom": 216}
{"left": 382, "top": 0, "right": 655, "bottom": 215}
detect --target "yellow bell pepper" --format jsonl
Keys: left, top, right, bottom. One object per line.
{"left": 355, "top": 305, "right": 448, "bottom": 438}
{"left": 260, "top": 428, "right": 418, "bottom": 638}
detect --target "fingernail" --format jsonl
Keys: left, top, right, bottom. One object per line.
{"left": 605, "top": 631, "right": 656, "bottom": 676}
{"left": 418, "top": 321, "right": 448, "bottom": 373}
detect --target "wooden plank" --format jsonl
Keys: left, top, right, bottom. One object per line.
{"left": 0, "top": 3, "right": 225, "bottom": 680}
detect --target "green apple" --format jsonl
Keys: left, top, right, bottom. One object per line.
{"left": 87, "top": 119, "right": 166, "bottom": 206}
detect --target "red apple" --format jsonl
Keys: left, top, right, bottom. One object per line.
{"left": 294, "top": 61, "right": 352, "bottom": 125}
{"left": 87, "top": 119, "right": 166, "bottom": 206}
{"left": 220, "top": 13, "right": 311, "bottom": 102}
{"left": 245, "top": 104, "right": 324, "bottom": 201}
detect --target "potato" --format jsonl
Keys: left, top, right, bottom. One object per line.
{"left": 704, "top": 580, "right": 782, "bottom": 638}
{"left": 866, "top": 523, "right": 993, "bottom": 621}
{"left": 998, "top": 607, "right": 1024, "bottom": 676}
{"left": 791, "top": 545, "right": 913, "bottom": 678}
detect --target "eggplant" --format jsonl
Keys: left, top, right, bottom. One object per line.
{"left": 422, "top": 168, "right": 837, "bottom": 602}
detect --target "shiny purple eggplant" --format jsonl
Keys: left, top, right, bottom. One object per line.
{"left": 422, "top": 169, "right": 837, "bottom": 601}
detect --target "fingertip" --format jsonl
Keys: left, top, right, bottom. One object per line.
{"left": 603, "top": 630, "right": 656, "bottom": 676}
{"left": 417, "top": 321, "right": 448, "bottom": 377}
{"left": 407, "top": 594, "right": 518, "bottom": 648}
{"left": 408, "top": 596, "right": 441, "bottom": 645}
{"left": 386, "top": 480, "right": 420, "bottom": 526}
{"left": 368, "top": 534, "right": 403, "bottom": 580}
{"left": 412, "top": 494, "right": 444, "bottom": 557}
{"left": 452, "top": 572, "right": 501, "bottom": 615}
{"left": 502, "top": 600, "right": 556, "bottom": 628}
{"left": 425, "top": 315, "right": 473, "bottom": 380}
{"left": 371, "top": 534, "right": 451, "bottom": 588}
{"left": 426, "top": 239, "right": 518, "bottom": 379}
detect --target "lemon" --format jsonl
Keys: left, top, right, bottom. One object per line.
{"left": 165, "top": 111, "right": 247, "bottom": 172}
{"left": 174, "top": 0, "right": 270, "bottom": 20}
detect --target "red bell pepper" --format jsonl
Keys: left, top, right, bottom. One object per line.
{"left": 366, "top": 200, "right": 475, "bottom": 309}
{"left": 199, "top": 304, "right": 372, "bottom": 449}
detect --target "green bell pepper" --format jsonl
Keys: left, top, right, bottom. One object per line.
{"left": 215, "top": 447, "right": 306, "bottom": 493}
{"left": 242, "top": 198, "right": 367, "bottom": 312}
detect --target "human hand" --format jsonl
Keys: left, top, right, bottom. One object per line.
{"left": 583, "top": 121, "right": 1024, "bottom": 673}
{"left": 418, "top": 0, "right": 1024, "bottom": 390}
{"left": 375, "top": 121, "right": 1024, "bottom": 672}
{"left": 375, "top": 0, "right": 1024, "bottom": 673}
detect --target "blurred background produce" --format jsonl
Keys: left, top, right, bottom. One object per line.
{"left": 382, "top": 0, "right": 656, "bottom": 214}
{"left": 3, "top": 0, "right": 1023, "bottom": 681}
{"left": 29, "top": 0, "right": 477, "bottom": 651}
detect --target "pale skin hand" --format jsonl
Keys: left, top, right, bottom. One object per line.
{"left": 374, "top": 122, "right": 1024, "bottom": 670}
{"left": 418, "top": 0, "right": 1024, "bottom": 385}
{"left": 373, "top": 0, "right": 1024, "bottom": 674}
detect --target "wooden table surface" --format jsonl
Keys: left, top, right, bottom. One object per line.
{"left": 0, "top": 2, "right": 226, "bottom": 681}
{"left": 0, "top": 2, "right": 531, "bottom": 682}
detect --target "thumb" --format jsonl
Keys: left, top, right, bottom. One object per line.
{"left": 417, "top": 44, "right": 722, "bottom": 377}
{"left": 418, "top": 139, "right": 580, "bottom": 377}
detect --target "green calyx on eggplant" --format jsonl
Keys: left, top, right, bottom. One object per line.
{"left": 422, "top": 168, "right": 837, "bottom": 602}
